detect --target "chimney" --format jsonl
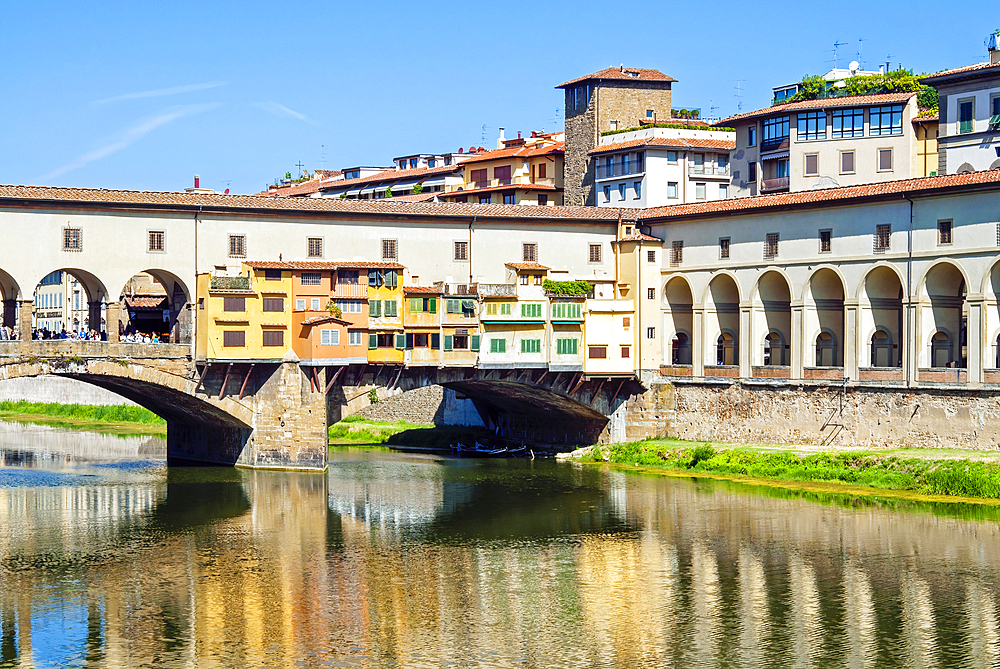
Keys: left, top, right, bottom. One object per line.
{"left": 497, "top": 127, "right": 506, "bottom": 149}
{"left": 517, "top": 131, "right": 522, "bottom": 139}
{"left": 194, "top": 174, "right": 200, "bottom": 189}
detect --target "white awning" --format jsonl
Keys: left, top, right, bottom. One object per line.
{"left": 761, "top": 151, "right": 789, "bottom": 161}
{"left": 359, "top": 183, "right": 381, "bottom": 195}
{"left": 420, "top": 176, "right": 448, "bottom": 188}
{"left": 389, "top": 178, "right": 421, "bottom": 193}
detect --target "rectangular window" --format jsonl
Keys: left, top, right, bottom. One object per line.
{"left": 262, "top": 297, "right": 284, "bottom": 312}
{"left": 369, "top": 300, "right": 382, "bottom": 317}
{"left": 453, "top": 335, "right": 469, "bottom": 350}
{"left": 634, "top": 181, "right": 641, "bottom": 198}
{"left": 224, "top": 297, "right": 245, "bottom": 312}
{"left": 551, "top": 303, "right": 582, "bottom": 319}
{"left": 667, "top": 182, "right": 678, "bottom": 199}
{"left": 295, "top": 298, "right": 306, "bottom": 311}
{"left": 454, "top": 241, "right": 468, "bottom": 261}
{"left": 470, "top": 168, "right": 487, "bottom": 184}
{"left": 383, "top": 300, "right": 398, "bottom": 317}
{"left": 938, "top": 220, "right": 953, "bottom": 245}
{"left": 320, "top": 329, "right": 339, "bottom": 346}
{"left": 621, "top": 345, "right": 630, "bottom": 358}
{"left": 819, "top": 229, "right": 832, "bottom": 253}
{"left": 831, "top": 108, "right": 865, "bottom": 138}
{"left": 556, "top": 338, "right": 578, "bottom": 355}
{"left": 413, "top": 333, "right": 428, "bottom": 347}
{"left": 647, "top": 250, "right": 656, "bottom": 263}
{"left": 490, "top": 338, "right": 506, "bottom": 353}
{"left": 264, "top": 269, "right": 282, "bottom": 281}
{"left": 539, "top": 163, "right": 547, "bottom": 179}
{"left": 522, "top": 243, "right": 537, "bottom": 262}
{"left": 262, "top": 330, "right": 284, "bottom": 347}
{"left": 223, "top": 330, "right": 246, "bottom": 347}
{"left": 719, "top": 237, "right": 730, "bottom": 259}
{"left": 148, "top": 230, "right": 165, "bottom": 252}
{"left": 623, "top": 317, "right": 630, "bottom": 327}
{"left": 667, "top": 151, "right": 678, "bottom": 165}
{"left": 695, "top": 183, "right": 706, "bottom": 200}
{"left": 762, "top": 116, "right": 790, "bottom": 150}
{"left": 306, "top": 237, "right": 323, "bottom": 258}
{"left": 588, "top": 346, "right": 607, "bottom": 359}
{"left": 301, "top": 272, "right": 322, "bottom": 286}
{"left": 719, "top": 184, "right": 728, "bottom": 199}
{"left": 311, "top": 297, "right": 321, "bottom": 311}
{"left": 671, "top": 240, "right": 683, "bottom": 266}
{"left": 63, "top": 227, "right": 82, "bottom": 251}
{"left": 764, "top": 233, "right": 779, "bottom": 260}
{"left": 747, "top": 126, "right": 756, "bottom": 147}
{"left": 537, "top": 194, "right": 548, "bottom": 206}
{"left": 804, "top": 153, "right": 819, "bottom": 176}
{"left": 589, "top": 243, "right": 602, "bottom": 263}
{"left": 991, "top": 96, "right": 1000, "bottom": 127}
{"left": 228, "top": 234, "right": 246, "bottom": 258}
{"left": 348, "top": 330, "right": 363, "bottom": 346}
{"left": 878, "top": 148, "right": 893, "bottom": 172}
{"left": 647, "top": 287, "right": 656, "bottom": 300}
{"left": 647, "top": 327, "right": 655, "bottom": 340}
{"left": 520, "top": 303, "right": 542, "bottom": 318}
{"left": 840, "top": 151, "right": 855, "bottom": 174}
{"left": 874, "top": 224, "right": 891, "bottom": 253}
{"left": 748, "top": 162, "right": 757, "bottom": 182}
{"left": 382, "top": 239, "right": 398, "bottom": 260}
{"left": 870, "top": 105, "right": 904, "bottom": 136}
{"left": 796, "top": 111, "right": 826, "bottom": 141}
{"left": 520, "top": 339, "right": 541, "bottom": 354}
{"left": 618, "top": 183, "right": 626, "bottom": 200}
{"left": 502, "top": 193, "right": 514, "bottom": 205}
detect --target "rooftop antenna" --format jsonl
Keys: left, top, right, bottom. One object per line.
{"left": 857, "top": 38, "right": 866, "bottom": 70}
{"left": 320, "top": 144, "right": 326, "bottom": 171}
{"left": 734, "top": 80, "right": 744, "bottom": 112}
{"left": 885, "top": 54, "right": 892, "bottom": 72}
{"left": 295, "top": 160, "right": 305, "bottom": 178}
{"left": 709, "top": 100, "right": 719, "bottom": 119}
{"left": 481, "top": 124, "right": 487, "bottom": 146}
{"left": 833, "top": 40, "right": 849, "bottom": 69}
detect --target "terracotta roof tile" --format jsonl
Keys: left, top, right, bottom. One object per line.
{"left": 389, "top": 192, "right": 439, "bottom": 202}
{"left": 717, "top": 92, "right": 917, "bottom": 125}
{"left": 0, "top": 184, "right": 622, "bottom": 222}
{"left": 245, "top": 260, "right": 404, "bottom": 270}
{"left": 617, "top": 233, "right": 663, "bottom": 242}
{"left": 920, "top": 61, "right": 1000, "bottom": 82}
{"left": 302, "top": 315, "right": 352, "bottom": 326}
{"left": 457, "top": 142, "right": 564, "bottom": 165}
{"left": 245, "top": 261, "right": 295, "bottom": 269}
{"left": 334, "top": 261, "right": 405, "bottom": 270}
{"left": 505, "top": 262, "right": 550, "bottom": 270}
{"left": 403, "top": 286, "right": 441, "bottom": 294}
{"left": 643, "top": 170, "right": 1000, "bottom": 221}
{"left": 557, "top": 67, "right": 675, "bottom": 88}
{"left": 590, "top": 137, "right": 735, "bottom": 156}
{"left": 315, "top": 163, "right": 464, "bottom": 193}
{"left": 124, "top": 296, "right": 168, "bottom": 309}
{"left": 438, "top": 183, "right": 559, "bottom": 199}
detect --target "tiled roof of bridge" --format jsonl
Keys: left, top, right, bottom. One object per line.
{"left": 0, "top": 184, "right": 624, "bottom": 221}
{"left": 245, "top": 260, "right": 405, "bottom": 270}
{"left": 642, "top": 170, "right": 1000, "bottom": 221}
{"left": 403, "top": 286, "right": 441, "bottom": 294}
{"left": 124, "top": 296, "right": 168, "bottom": 309}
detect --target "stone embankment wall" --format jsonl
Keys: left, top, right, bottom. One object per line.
{"left": 669, "top": 382, "right": 1000, "bottom": 450}
{"left": 0, "top": 375, "right": 138, "bottom": 406}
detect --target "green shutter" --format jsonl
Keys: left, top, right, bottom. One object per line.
{"left": 501, "top": 303, "right": 511, "bottom": 316}
{"left": 386, "top": 300, "right": 396, "bottom": 317}
{"left": 570, "top": 338, "right": 577, "bottom": 354}
{"left": 444, "top": 335, "right": 453, "bottom": 351}
{"left": 369, "top": 300, "right": 381, "bottom": 317}
{"left": 431, "top": 333, "right": 440, "bottom": 349}
{"left": 409, "top": 298, "right": 421, "bottom": 313}
{"left": 395, "top": 333, "right": 406, "bottom": 349}
{"left": 520, "top": 303, "right": 528, "bottom": 317}
{"left": 368, "top": 334, "right": 377, "bottom": 349}
{"left": 471, "top": 335, "right": 480, "bottom": 351}
{"left": 490, "top": 338, "right": 499, "bottom": 353}
{"left": 552, "top": 303, "right": 562, "bottom": 319}
{"left": 386, "top": 270, "right": 397, "bottom": 288}
{"left": 572, "top": 303, "right": 581, "bottom": 318}
{"left": 429, "top": 298, "right": 437, "bottom": 314}
{"left": 486, "top": 302, "right": 497, "bottom": 315}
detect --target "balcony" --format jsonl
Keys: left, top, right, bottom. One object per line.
{"left": 595, "top": 162, "right": 645, "bottom": 180}
{"left": 760, "top": 138, "right": 789, "bottom": 153}
{"left": 210, "top": 276, "right": 250, "bottom": 291}
{"left": 761, "top": 177, "right": 790, "bottom": 192}
{"left": 331, "top": 283, "right": 367, "bottom": 299}
{"left": 477, "top": 283, "right": 516, "bottom": 297}
{"left": 688, "top": 164, "right": 731, "bottom": 177}
{"left": 449, "top": 176, "right": 556, "bottom": 193}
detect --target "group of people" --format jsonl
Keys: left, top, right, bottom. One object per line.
{"left": 122, "top": 331, "right": 163, "bottom": 343}
{"left": 32, "top": 328, "right": 106, "bottom": 341}
{"left": 0, "top": 325, "right": 17, "bottom": 340}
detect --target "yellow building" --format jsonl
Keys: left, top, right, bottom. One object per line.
{"left": 439, "top": 133, "right": 564, "bottom": 206}
{"left": 364, "top": 263, "right": 405, "bottom": 364}
{"left": 195, "top": 264, "right": 292, "bottom": 361}
{"left": 403, "top": 286, "right": 441, "bottom": 366}
{"left": 610, "top": 221, "right": 663, "bottom": 372}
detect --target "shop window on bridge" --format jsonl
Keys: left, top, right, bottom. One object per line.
{"left": 815, "top": 331, "right": 837, "bottom": 367}
{"left": 763, "top": 331, "right": 785, "bottom": 366}
{"left": 671, "top": 332, "right": 692, "bottom": 365}
{"left": 520, "top": 339, "right": 541, "bottom": 354}
{"left": 556, "top": 338, "right": 578, "bottom": 355}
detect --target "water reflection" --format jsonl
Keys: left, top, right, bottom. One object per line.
{"left": 2, "top": 433, "right": 1000, "bottom": 667}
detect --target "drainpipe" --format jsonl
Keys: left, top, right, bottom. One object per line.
{"left": 903, "top": 194, "right": 913, "bottom": 386}
{"left": 635, "top": 213, "right": 643, "bottom": 375}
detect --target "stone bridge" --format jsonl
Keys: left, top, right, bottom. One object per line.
{"left": 0, "top": 342, "right": 668, "bottom": 470}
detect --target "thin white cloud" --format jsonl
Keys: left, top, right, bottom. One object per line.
{"left": 38, "top": 103, "right": 220, "bottom": 181}
{"left": 254, "top": 101, "right": 318, "bottom": 125}
{"left": 92, "top": 82, "right": 225, "bottom": 105}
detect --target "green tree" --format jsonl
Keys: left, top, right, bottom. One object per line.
{"left": 384, "top": 188, "right": 393, "bottom": 198}
{"left": 412, "top": 184, "right": 423, "bottom": 195}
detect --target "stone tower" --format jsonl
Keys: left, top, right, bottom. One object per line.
{"left": 557, "top": 66, "right": 675, "bottom": 206}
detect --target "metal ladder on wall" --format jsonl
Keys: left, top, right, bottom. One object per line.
{"left": 819, "top": 377, "right": 849, "bottom": 446}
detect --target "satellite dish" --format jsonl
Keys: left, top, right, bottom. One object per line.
{"left": 848, "top": 60, "right": 860, "bottom": 74}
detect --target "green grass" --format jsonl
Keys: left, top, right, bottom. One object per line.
{"left": 329, "top": 417, "right": 492, "bottom": 447}
{"left": 0, "top": 401, "right": 165, "bottom": 425}
{"left": 581, "top": 440, "right": 1000, "bottom": 500}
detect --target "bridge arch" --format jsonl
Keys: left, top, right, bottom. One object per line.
{"left": 118, "top": 268, "right": 193, "bottom": 343}
{"left": 29, "top": 268, "right": 111, "bottom": 337}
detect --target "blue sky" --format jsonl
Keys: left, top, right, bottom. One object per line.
{"left": 2, "top": 1, "right": 995, "bottom": 195}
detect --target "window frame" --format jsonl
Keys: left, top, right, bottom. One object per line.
{"left": 228, "top": 234, "right": 246, "bottom": 258}
{"left": 803, "top": 152, "right": 819, "bottom": 177}
{"left": 223, "top": 330, "right": 246, "bottom": 348}
{"left": 937, "top": 219, "right": 953, "bottom": 246}
{"left": 670, "top": 240, "right": 683, "bottom": 267}
{"left": 719, "top": 237, "right": 730, "bottom": 260}
{"left": 381, "top": 238, "right": 398, "bottom": 260}
{"left": 223, "top": 296, "right": 246, "bottom": 312}
{"left": 307, "top": 237, "right": 324, "bottom": 258}
{"left": 63, "top": 226, "right": 83, "bottom": 252}
{"left": 453, "top": 240, "right": 469, "bottom": 261}
{"left": 796, "top": 111, "right": 827, "bottom": 141}
{"left": 874, "top": 224, "right": 891, "bottom": 253}
{"left": 958, "top": 98, "right": 975, "bottom": 134}
{"left": 522, "top": 242, "right": 538, "bottom": 263}
{"left": 831, "top": 107, "right": 865, "bottom": 139}
{"left": 877, "top": 147, "right": 894, "bottom": 172}
{"left": 839, "top": 150, "right": 856, "bottom": 175}
{"left": 588, "top": 243, "right": 602, "bottom": 264}
{"left": 667, "top": 182, "right": 678, "bottom": 199}
{"left": 262, "top": 297, "right": 284, "bottom": 312}
{"left": 301, "top": 272, "right": 322, "bottom": 286}
{"left": 819, "top": 229, "right": 832, "bottom": 254}
{"left": 764, "top": 233, "right": 779, "bottom": 260}
{"left": 869, "top": 104, "right": 904, "bottom": 137}
{"left": 147, "top": 230, "right": 165, "bottom": 253}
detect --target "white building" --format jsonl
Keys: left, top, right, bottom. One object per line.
{"left": 590, "top": 126, "right": 736, "bottom": 207}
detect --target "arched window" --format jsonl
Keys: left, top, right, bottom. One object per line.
{"left": 717, "top": 332, "right": 736, "bottom": 366}
{"left": 763, "top": 331, "right": 784, "bottom": 366}
{"left": 671, "top": 332, "right": 692, "bottom": 365}
{"left": 996, "top": 334, "right": 1000, "bottom": 369}
{"left": 815, "top": 331, "right": 836, "bottom": 367}
{"left": 871, "top": 329, "right": 893, "bottom": 367}
{"left": 931, "top": 331, "right": 952, "bottom": 368}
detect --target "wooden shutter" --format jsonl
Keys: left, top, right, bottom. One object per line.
{"left": 431, "top": 333, "right": 440, "bottom": 349}
{"left": 395, "top": 334, "right": 406, "bottom": 349}
{"left": 470, "top": 335, "right": 480, "bottom": 351}
{"left": 444, "top": 335, "right": 453, "bottom": 351}
{"left": 428, "top": 298, "right": 437, "bottom": 314}
{"left": 368, "top": 334, "right": 377, "bottom": 349}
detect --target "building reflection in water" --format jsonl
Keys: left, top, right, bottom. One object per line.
{"left": 1, "top": 439, "right": 1000, "bottom": 666}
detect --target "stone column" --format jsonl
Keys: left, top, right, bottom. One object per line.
{"left": 692, "top": 307, "right": 704, "bottom": 377}
{"left": 2, "top": 299, "right": 15, "bottom": 331}
{"left": 967, "top": 296, "right": 985, "bottom": 386}
{"left": 791, "top": 304, "right": 804, "bottom": 379}
{"left": 174, "top": 302, "right": 193, "bottom": 344}
{"left": 904, "top": 300, "right": 919, "bottom": 386}
{"left": 106, "top": 301, "right": 122, "bottom": 342}
{"left": 739, "top": 306, "right": 752, "bottom": 378}
{"left": 844, "top": 300, "right": 860, "bottom": 381}
{"left": 17, "top": 299, "right": 32, "bottom": 341}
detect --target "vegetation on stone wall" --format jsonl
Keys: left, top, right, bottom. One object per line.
{"left": 580, "top": 440, "right": 1000, "bottom": 500}
{"left": 542, "top": 279, "right": 592, "bottom": 296}
{"left": 779, "top": 70, "right": 938, "bottom": 112}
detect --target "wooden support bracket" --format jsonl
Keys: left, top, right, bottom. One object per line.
{"left": 196, "top": 363, "right": 209, "bottom": 394}
{"left": 325, "top": 365, "right": 346, "bottom": 393}
{"left": 218, "top": 363, "right": 233, "bottom": 400}
{"left": 238, "top": 363, "right": 255, "bottom": 400}
{"left": 590, "top": 378, "right": 607, "bottom": 406}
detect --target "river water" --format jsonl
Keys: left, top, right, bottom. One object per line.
{"left": 1, "top": 423, "right": 999, "bottom": 668}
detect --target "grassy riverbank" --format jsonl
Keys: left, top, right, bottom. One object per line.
{"left": 577, "top": 439, "right": 1000, "bottom": 500}
{"left": 0, "top": 400, "right": 167, "bottom": 436}
{"left": 329, "top": 416, "right": 493, "bottom": 448}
